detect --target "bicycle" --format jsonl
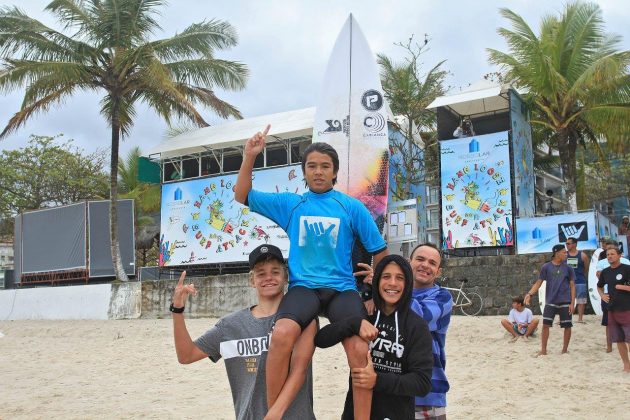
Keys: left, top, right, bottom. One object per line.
{"left": 440, "top": 277, "right": 484, "bottom": 316}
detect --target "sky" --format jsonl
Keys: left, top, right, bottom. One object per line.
{"left": 0, "top": 0, "right": 628, "bottom": 159}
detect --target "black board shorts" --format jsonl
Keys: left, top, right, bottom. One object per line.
{"left": 276, "top": 286, "right": 367, "bottom": 330}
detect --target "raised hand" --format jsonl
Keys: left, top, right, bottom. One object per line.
{"left": 244, "top": 124, "right": 270, "bottom": 159}
{"left": 172, "top": 271, "right": 197, "bottom": 308}
{"left": 353, "top": 262, "right": 374, "bottom": 285}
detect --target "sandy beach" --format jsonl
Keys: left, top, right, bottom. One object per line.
{"left": 1, "top": 314, "right": 627, "bottom": 419}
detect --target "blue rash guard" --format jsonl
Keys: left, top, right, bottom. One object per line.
{"left": 248, "top": 188, "right": 386, "bottom": 292}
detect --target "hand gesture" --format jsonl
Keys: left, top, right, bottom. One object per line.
{"left": 524, "top": 293, "right": 532, "bottom": 306}
{"left": 351, "top": 350, "right": 377, "bottom": 390}
{"left": 303, "top": 219, "right": 336, "bottom": 247}
{"left": 354, "top": 262, "right": 373, "bottom": 285}
{"left": 244, "top": 124, "right": 270, "bottom": 159}
{"left": 560, "top": 224, "right": 584, "bottom": 240}
{"left": 172, "top": 271, "right": 197, "bottom": 308}
{"left": 358, "top": 319, "right": 379, "bottom": 342}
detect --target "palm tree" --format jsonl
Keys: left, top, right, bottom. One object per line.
{"left": 487, "top": 1, "right": 630, "bottom": 211}
{"left": 0, "top": 0, "right": 248, "bottom": 280}
{"left": 378, "top": 36, "right": 449, "bottom": 189}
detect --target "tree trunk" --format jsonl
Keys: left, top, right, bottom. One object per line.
{"left": 557, "top": 128, "right": 578, "bottom": 212}
{"left": 110, "top": 107, "right": 129, "bottom": 282}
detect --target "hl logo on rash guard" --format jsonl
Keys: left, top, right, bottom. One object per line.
{"left": 298, "top": 216, "right": 340, "bottom": 248}
{"left": 220, "top": 335, "right": 269, "bottom": 359}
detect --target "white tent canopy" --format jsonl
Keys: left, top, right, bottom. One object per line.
{"left": 147, "top": 107, "right": 316, "bottom": 159}
{"left": 427, "top": 80, "right": 511, "bottom": 117}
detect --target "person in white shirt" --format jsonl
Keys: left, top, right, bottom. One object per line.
{"left": 501, "top": 295, "right": 539, "bottom": 341}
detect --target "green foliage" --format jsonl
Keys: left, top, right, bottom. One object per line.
{"left": 378, "top": 35, "right": 449, "bottom": 187}
{"left": 0, "top": 1, "right": 248, "bottom": 279}
{"left": 0, "top": 134, "right": 109, "bottom": 234}
{"left": 488, "top": 1, "right": 630, "bottom": 209}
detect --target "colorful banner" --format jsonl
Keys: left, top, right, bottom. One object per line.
{"left": 509, "top": 90, "right": 536, "bottom": 218}
{"left": 440, "top": 131, "right": 514, "bottom": 249}
{"left": 388, "top": 127, "right": 426, "bottom": 240}
{"left": 516, "top": 211, "right": 597, "bottom": 254}
{"left": 159, "top": 165, "right": 305, "bottom": 266}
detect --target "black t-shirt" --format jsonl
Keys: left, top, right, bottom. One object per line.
{"left": 598, "top": 264, "right": 630, "bottom": 312}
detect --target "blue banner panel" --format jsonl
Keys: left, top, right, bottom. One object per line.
{"left": 516, "top": 211, "right": 597, "bottom": 254}
{"left": 509, "top": 90, "right": 536, "bottom": 218}
{"left": 440, "top": 131, "right": 514, "bottom": 249}
{"left": 160, "top": 165, "right": 305, "bottom": 266}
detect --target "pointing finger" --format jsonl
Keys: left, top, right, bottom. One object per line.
{"left": 262, "top": 124, "right": 271, "bottom": 136}
{"left": 177, "top": 270, "right": 187, "bottom": 285}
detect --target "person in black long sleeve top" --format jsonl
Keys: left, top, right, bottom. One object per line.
{"left": 315, "top": 254, "right": 433, "bottom": 419}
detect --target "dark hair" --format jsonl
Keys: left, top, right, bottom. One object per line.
{"left": 606, "top": 246, "right": 622, "bottom": 256}
{"left": 566, "top": 237, "right": 577, "bottom": 245}
{"left": 301, "top": 142, "right": 339, "bottom": 186}
{"left": 372, "top": 254, "right": 413, "bottom": 313}
{"left": 512, "top": 295, "right": 524, "bottom": 305}
{"left": 409, "top": 242, "right": 444, "bottom": 268}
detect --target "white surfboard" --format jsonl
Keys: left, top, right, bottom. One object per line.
{"left": 538, "top": 281, "right": 546, "bottom": 314}
{"left": 588, "top": 247, "right": 603, "bottom": 316}
{"left": 313, "top": 14, "right": 389, "bottom": 234}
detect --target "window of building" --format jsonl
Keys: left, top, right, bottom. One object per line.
{"left": 181, "top": 157, "right": 199, "bottom": 179}
{"left": 201, "top": 155, "right": 220, "bottom": 176}
{"left": 290, "top": 138, "right": 311, "bottom": 164}
{"left": 266, "top": 145, "right": 288, "bottom": 167}
{"left": 427, "top": 186, "right": 439, "bottom": 205}
{"left": 163, "top": 161, "right": 181, "bottom": 181}
{"left": 428, "top": 208, "right": 440, "bottom": 229}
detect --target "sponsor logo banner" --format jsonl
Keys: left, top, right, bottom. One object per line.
{"left": 516, "top": 211, "right": 597, "bottom": 254}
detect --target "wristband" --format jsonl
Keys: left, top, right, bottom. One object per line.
{"left": 170, "top": 303, "right": 185, "bottom": 313}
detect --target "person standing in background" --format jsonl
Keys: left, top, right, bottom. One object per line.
{"left": 565, "top": 237, "right": 589, "bottom": 323}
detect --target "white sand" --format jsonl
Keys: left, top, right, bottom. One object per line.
{"left": 1, "top": 315, "right": 627, "bottom": 419}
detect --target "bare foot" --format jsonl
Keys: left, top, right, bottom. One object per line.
{"left": 561, "top": 350, "right": 569, "bottom": 354}
{"left": 606, "top": 347, "right": 613, "bottom": 353}
{"left": 510, "top": 336, "right": 519, "bottom": 343}
{"left": 523, "top": 336, "right": 531, "bottom": 341}
{"left": 536, "top": 351, "right": 547, "bottom": 357}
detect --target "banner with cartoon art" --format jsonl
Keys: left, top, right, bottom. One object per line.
{"left": 160, "top": 165, "right": 305, "bottom": 266}
{"left": 440, "top": 131, "right": 514, "bottom": 249}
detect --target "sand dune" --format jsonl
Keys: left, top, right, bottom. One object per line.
{"left": 0, "top": 315, "right": 627, "bottom": 419}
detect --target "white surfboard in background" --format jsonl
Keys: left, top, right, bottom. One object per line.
{"left": 588, "top": 247, "right": 604, "bottom": 316}
{"left": 313, "top": 14, "right": 389, "bottom": 231}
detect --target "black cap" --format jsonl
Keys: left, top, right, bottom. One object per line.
{"left": 248, "top": 244, "right": 284, "bottom": 269}
{"left": 552, "top": 244, "right": 566, "bottom": 254}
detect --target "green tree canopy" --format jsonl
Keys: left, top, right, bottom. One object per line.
{"left": 487, "top": 1, "right": 630, "bottom": 211}
{"left": 0, "top": 134, "right": 109, "bottom": 235}
{"left": 0, "top": 0, "right": 248, "bottom": 279}
{"left": 378, "top": 35, "right": 449, "bottom": 187}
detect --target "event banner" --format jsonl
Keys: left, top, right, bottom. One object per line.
{"left": 516, "top": 211, "right": 597, "bottom": 254}
{"left": 160, "top": 165, "right": 305, "bottom": 266}
{"left": 509, "top": 90, "right": 536, "bottom": 218}
{"left": 440, "top": 131, "right": 514, "bottom": 249}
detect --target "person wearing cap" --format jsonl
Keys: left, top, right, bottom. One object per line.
{"left": 235, "top": 126, "right": 388, "bottom": 419}
{"left": 170, "top": 244, "right": 316, "bottom": 420}
{"left": 524, "top": 244, "right": 576, "bottom": 356}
